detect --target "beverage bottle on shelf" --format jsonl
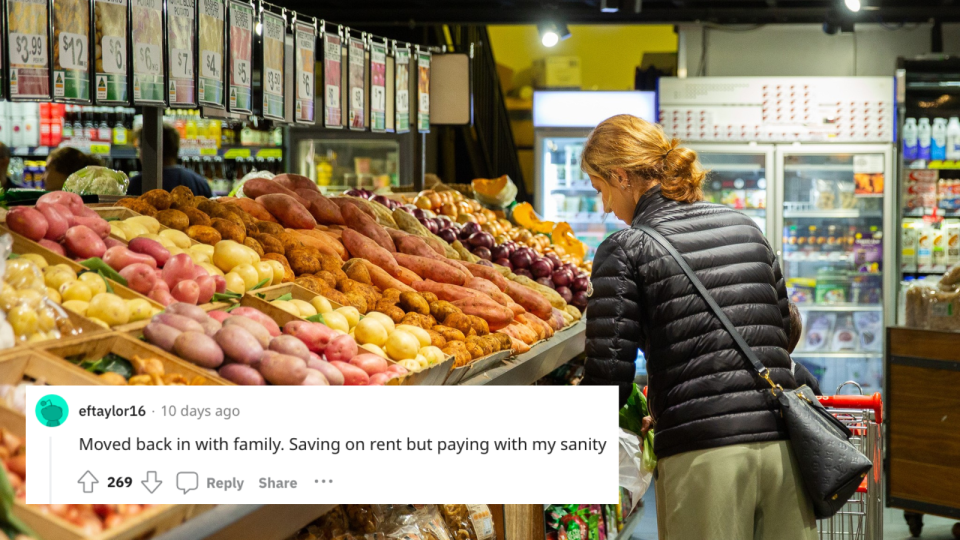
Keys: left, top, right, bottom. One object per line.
{"left": 74, "top": 107, "right": 86, "bottom": 140}
{"left": 112, "top": 107, "right": 128, "bottom": 145}
{"left": 948, "top": 117, "right": 960, "bottom": 160}
{"left": 22, "top": 104, "right": 39, "bottom": 147}
{"left": 98, "top": 107, "right": 112, "bottom": 142}
{"left": 83, "top": 107, "right": 96, "bottom": 140}
{"left": 932, "top": 118, "right": 947, "bottom": 160}
{"left": 61, "top": 106, "right": 74, "bottom": 141}
{"left": 220, "top": 120, "right": 231, "bottom": 147}
{"left": 186, "top": 110, "right": 198, "bottom": 144}
{"left": 918, "top": 118, "right": 932, "bottom": 160}
{"left": 805, "top": 226, "right": 817, "bottom": 254}
{"left": 50, "top": 104, "right": 64, "bottom": 146}
{"left": 208, "top": 116, "right": 221, "bottom": 148}
{"left": 174, "top": 110, "right": 187, "bottom": 140}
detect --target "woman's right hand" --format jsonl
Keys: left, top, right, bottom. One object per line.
{"left": 641, "top": 416, "right": 654, "bottom": 438}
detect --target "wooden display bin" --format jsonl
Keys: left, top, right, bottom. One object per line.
{"left": 38, "top": 333, "right": 231, "bottom": 386}
{"left": 0, "top": 351, "right": 104, "bottom": 425}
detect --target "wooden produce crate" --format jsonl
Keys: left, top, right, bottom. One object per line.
{"left": 38, "top": 332, "right": 231, "bottom": 386}
{"left": 0, "top": 351, "right": 104, "bottom": 424}
{"left": 445, "top": 350, "right": 511, "bottom": 385}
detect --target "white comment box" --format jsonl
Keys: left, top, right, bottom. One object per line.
{"left": 27, "top": 386, "right": 619, "bottom": 504}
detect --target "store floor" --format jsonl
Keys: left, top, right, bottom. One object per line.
{"left": 629, "top": 482, "right": 959, "bottom": 539}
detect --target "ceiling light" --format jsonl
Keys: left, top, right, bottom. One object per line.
{"left": 538, "top": 22, "right": 571, "bottom": 48}
{"left": 844, "top": 0, "right": 861, "bottom": 12}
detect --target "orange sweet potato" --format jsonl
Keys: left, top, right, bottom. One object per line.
{"left": 255, "top": 194, "right": 317, "bottom": 229}
{"left": 221, "top": 198, "right": 278, "bottom": 222}
{"left": 359, "top": 259, "right": 414, "bottom": 292}
{"left": 450, "top": 296, "right": 514, "bottom": 330}
{"left": 242, "top": 177, "right": 302, "bottom": 200}
{"left": 294, "top": 189, "right": 345, "bottom": 226}
{"left": 394, "top": 252, "right": 467, "bottom": 285}
{"left": 395, "top": 266, "right": 422, "bottom": 286}
{"left": 341, "top": 202, "right": 395, "bottom": 252}
{"left": 341, "top": 229, "right": 402, "bottom": 277}
{"left": 464, "top": 277, "right": 514, "bottom": 307}
{"left": 288, "top": 229, "right": 348, "bottom": 259}
{"left": 273, "top": 173, "right": 321, "bottom": 193}
{"left": 411, "top": 280, "right": 480, "bottom": 303}
{"left": 396, "top": 235, "right": 473, "bottom": 277}
{"left": 331, "top": 197, "right": 377, "bottom": 219}
{"left": 518, "top": 313, "right": 554, "bottom": 339}
{"left": 504, "top": 280, "right": 553, "bottom": 320}
{"left": 461, "top": 262, "right": 509, "bottom": 291}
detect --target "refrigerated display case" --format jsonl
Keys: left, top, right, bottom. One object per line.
{"left": 533, "top": 91, "right": 656, "bottom": 258}
{"left": 692, "top": 144, "right": 775, "bottom": 235}
{"left": 286, "top": 129, "right": 418, "bottom": 193}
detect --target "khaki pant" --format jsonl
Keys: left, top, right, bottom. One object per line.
{"left": 655, "top": 440, "right": 817, "bottom": 540}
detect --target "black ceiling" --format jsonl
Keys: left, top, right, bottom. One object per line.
{"left": 280, "top": 0, "right": 960, "bottom": 27}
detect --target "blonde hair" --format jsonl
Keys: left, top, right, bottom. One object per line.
{"left": 581, "top": 114, "right": 706, "bottom": 204}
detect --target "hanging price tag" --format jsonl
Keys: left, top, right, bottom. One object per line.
{"left": 171, "top": 48, "right": 191, "bottom": 79}
{"left": 202, "top": 50, "right": 221, "bottom": 79}
{"left": 419, "top": 92, "right": 429, "bottom": 113}
{"left": 102, "top": 36, "right": 126, "bottom": 74}
{"left": 352, "top": 86, "right": 363, "bottom": 109}
{"left": 326, "top": 84, "right": 340, "bottom": 109}
{"left": 397, "top": 89, "right": 409, "bottom": 113}
{"left": 298, "top": 71, "right": 313, "bottom": 99}
{"left": 233, "top": 58, "right": 250, "bottom": 86}
{"left": 135, "top": 42, "right": 162, "bottom": 75}
{"left": 11, "top": 33, "right": 47, "bottom": 66}
{"left": 59, "top": 33, "right": 88, "bottom": 70}
{"left": 372, "top": 85, "right": 385, "bottom": 110}
{"left": 264, "top": 67, "right": 282, "bottom": 95}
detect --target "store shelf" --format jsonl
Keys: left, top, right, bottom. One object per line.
{"left": 793, "top": 303, "right": 882, "bottom": 312}
{"left": 790, "top": 351, "right": 883, "bottom": 359}
{"left": 12, "top": 144, "right": 138, "bottom": 159}
{"left": 703, "top": 163, "right": 764, "bottom": 172}
{"left": 461, "top": 320, "right": 586, "bottom": 386}
{"left": 784, "top": 163, "right": 855, "bottom": 172}
{"left": 783, "top": 209, "right": 882, "bottom": 219}
{"left": 783, "top": 252, "right": 853, "bottom": 263}
{"left": 155, "top": 504, "right": 336, "bottom": 540}
{"left": 179, "top": 145, "right": 283, "bottom": 159}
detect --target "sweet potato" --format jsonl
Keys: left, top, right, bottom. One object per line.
{"left": 504, "top": 280, "right": 554, "bottom": 320}
{"left": 342, "top": 259, "right": 372, "bottom": 285}
{"left": 294, "top": 189, "right": 345, "bottom": 225}
{"left": 395, "top": 235, "right": 471, "bottom": 276}
{"left": 412, "top": 280, "right": 485, "bottom": 304}
{"left": 465, "top": 277, "right": 514, "bottom": 307}
{"left": 290, "top": 229, "right": 347, "bottom": 259}
{"left": 393, "top": 252, "right": 468, "bottom": 285}
{"left": 462, "top": 262, "right": 510, "bottom": 291}
{"left": 449, "top": 297, "right": 512, "bottom": 330}
{"left": 263, "top": 253, "right": 295, "bottom": 283}
{"left": 255, "top": 194, "right": 317, "bottom": 229}
{"left": 242, "top": 177, "right": 301, "bottom": 199}
{"left": 222, "top": 198, "right": 278, "bottom": 222}
{"left": 359, "top": 259, "right": 414, "bottom": 292}
{"left": 518, "top": 313, "right": 554, "bottom": 339}
{"left": 274, "top": 173, "right": 320, "bottom": 193}
{"left": 512, "top": 274, "right": 568, "bottom": 310}
{"left": 341, "top": 229, "right": 402, "bottom": 277}
{"left": 395, "top": 266, "right": 422, "bottom": 286}
{"left": 341, "top": 202, "right": 395, "bottom": 252}
{"left": 331, "top": 197, "right": 377, "bottom": 219}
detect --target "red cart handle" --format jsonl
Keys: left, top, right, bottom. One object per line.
{"left": 816, "top": 393, "right": 883, "bottom": 424}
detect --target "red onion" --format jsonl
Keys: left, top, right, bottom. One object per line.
{"left": 468, "top": 232, "right": 495, "bottom": 250}
{"left": 571, "top": 276, "right": 590, "bottom": 292}
{"left": 531, "top": 258, "right": 553, "bottom": 278}
{"left": 491, "top": 245, "right": 510, "bottom": 261}
{"left": 425, "top": 219, "right": 439, "bottom": 234}
{"left": 459, "top": 222, "right": 481, "bottom": 240}
{"left": 494, "top": 258, "right": 513, "bottom": 270}
{"left": 438, "top": 229, "right": 458, "bottom": 243}
{"left": 515, "top": 268, "right": 534, "bottom": 279}
{"left": 555, "top": 286, "right": 573, "bottom": 303}
{"left": 510, "top": 249, "right": 533, "bottom": 269}
{"left": 572, "top": 291, "right": 589, "bottom": 310}
{"left": 472, "top": 246, "right": 492, "bottom": 260}
{"left": 536, "top": 277, "right": 555, "bottom": 289}
{"left": 545, "top": 252, "right": 562, "bottom": 267}
{"left": 552, "top": 268, "right": 573, "bottom": 287}
{"left": 412, "top": 208, "right": 427, "bottom": 220}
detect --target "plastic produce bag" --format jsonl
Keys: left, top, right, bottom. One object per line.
{"left": 62, "top": 166, "right": 130, "bottom": 196}
{"left": 231, "top": 170, "right": 276, "bottom": 197}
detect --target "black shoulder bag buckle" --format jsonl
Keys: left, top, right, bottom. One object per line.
{"left": 637, "top": 225, "right": 872, "bottom": 520}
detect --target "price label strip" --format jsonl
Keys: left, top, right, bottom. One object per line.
{"left": 132, "top": 0, "right": 164, "bottom": 104}
{"left": 348, "top": 36, "right": 365, "bottom": 130}
{"left": 294, "top": 21, "right": 315, "bottom": 124}
{"left": 168, "top": 0, "right": 197, "bottom": 106}
{"left": 7, "top": 0, "right": 51, "bottom": 99}
{"left": 260, "top": 11, "right": 284, "bottom": 121}
{"left": 53, "top": 0, "right": 91, "bottom": 102}
{"left": 198, "top": 0, "right": 225, "bottom": 108}
{"left": 94, "top": 0, "right": 128, "bottom": 103}
{"left": 417, "top": 50, "right": 430, "bottom": 133}
{"left": 227, "top": 0, "right": 253, "bottom": 113}
{"left": 370, "top": 42, "right": 387, "bottom": 132}
{"left": 395, "top": 46, "right": 410, "bottom": 134}
{"left": 323, "top": 32, "right": 342, "bottom": 128}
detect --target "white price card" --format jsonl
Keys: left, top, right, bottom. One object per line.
{"left": 233, "top": 58, "right": 250, "bottom": 87}
{"left": 59, "top": 33, "right": 88, "bottom": 70}
{"left": 419, "top": 92, "right": 429, "bottom": 113}
{"left": 352, "top": 86, "right": 363, "bottom": 109}
{"left": 135, "top": 42, "right": 161, "bottom": 75}
{"left": 397, "top": 89, "right": 409, "bottom": 113}
{"left": 11, "top": 33, "right": 47, "bottom": 66}
{"left": 264, "top": 67, "right": 282, "bottom": 95}
{"left": 201, "top": 50, "right": 221, "bottom": 79}
{"left": 171, "top": 48, "right": 192, "bottom": 79}
{"left": 371, "top": 85, "right": 385, "bottom": 110}
{"left": 101, "top": 36, "right": 126, "bottom": 74}
{"left": 298, "top": 71, "right": 313, "bottom": 100}
{"left": 326, "top": 84, "right": 340, "bottom": 109}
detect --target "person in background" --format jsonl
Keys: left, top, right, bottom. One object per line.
{"left": 127, "top": 125, "right": 212, "bottom": 197}
{"left": 0, "top": 143, "right": 12, "bottom": 190}
{"left": 581, "top": 114, "right": 815, "bottom": 540}
{"left": 42, "top": 147, "right": 104, "bottom": 191}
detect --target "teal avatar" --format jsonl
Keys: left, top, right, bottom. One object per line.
{"left": 36, "top": 395, "right": 68, "bottom": 427}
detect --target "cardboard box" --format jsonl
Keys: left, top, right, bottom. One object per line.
{"left": 533, "top": 56, "right": 581, "bottom": 89}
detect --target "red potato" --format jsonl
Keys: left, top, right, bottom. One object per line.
{"left": 37, "top": 191, "right": 85, "bottom": 215}
{"left": 283, "top": 320, "right": 334, "bottom": 352}
{"left": 162, "top": 253, "right": 196, "bottom": 289}
{"left": 165, "top": 302, "right": 209, "bottom": 322}
{"left": 258, "top": 351, "right": 308, "bottom": 385}
{"left": 198, "top": 317, "right": 222, "bottom": 336}
{"left": 274, "top": 173, "right": 320, "bottom": 193}
{"left": 191, "top": 264, "right": 209, "bottom": 280}
{"left": 128, "top": 237, "right": 171, "bottom": 267}
{"left": 104, "top": 246, "right": 157, "bottom": 272}
{"left": 221, "top": 198, "right": 278, "bottom": 222}
{"left": 207, "top": 310, "right": 232, "bottom": 323}
{"left": 301, "top": 369, "right": 330, "bottom": 386}
{"left": 68, "top": 215, "right": 110, "bottom": 238}
{"left": 36, "top": 202, "right": 71, "bottom": 241}
{"left": 152, "top": 313, "right": 205, "bottom": 333}
{"left": 149, "top": 285, "right": 175, "bottom": 306}
{"left": 215, "top": 325, "right": 265, "bottom": 365}
{"left": 412, "top": 279, "right": 480, "bottom": 302}
{"left": 255, "top": 194, "right": 317, "bottom": 229}
{"left": 171, "top": 281, "right": 201, "bottom": 304}
{"left": 359, "top": 259, "right": 414, "bottom": 292}
{"left": 504, "top": 281, "right": 554, "bottom": 320}
{"left": 195, "top": 275, "right": 216, "bottom": 304}
{"left": 462, "top": 262, "right": 509, "bottom": 291}
{"left": 63, "top": 225, "right": 106, "bottom": 259}
{"left": 38, "top": 239, "right": 66, "bottom": 256}
{"left": 230, "top": 307, "right": 281, "bottom": 336}
{"left": 349, "top": 353, "right": 388, "bottom": 375}
{"left": 324, "top": 333, "right": 358, "bottom": 363}
{"left": 394, "top": 252, "right": 467, "bottom": 285}
{"left": 223, "top": 316, "right": 271, "bottom": 348}
{"left": 386, "top": 364, "right": 408, "bottom": 376}
{"left": 142, "top": 323, "right": 182, "bottom": 352}
{"left": 308, "top": 356, "right": 344, "bottom": 385}
{"left": 173, "top": 331, "right": 225, "bottom": 369}
{"left": 451, "top": 296, "right": 514, "bottom": 330}
{"left": 119, "top": 263, "right": 158, "bottom": 295}
{"left": 341, "top": 229, "right": 402, "bottom": 277}
{"left": 212, "top": 274, "right": 227, "bottom": 293}
{"left": 329, "top": 360, "right": 370, "bottom": 386}
{"left": 269, "top": 335, "right": 311, "bottom": 361}
{"left": 340, "top": 203, "right": 395, "bottom": 252}
{"left": 368, "top": 372, "right": 398, "bottom": 385}
{"left": 103, "top": 237, "right": 125, "bottom": 250}
{"left": 219, "top": 363, "right": 266, "bottom": 385}
{"left": 294, "top": 189, "right": 345, "bottom": 225}
{"left": 6, "top": 207, "right": 48, "bottom": 241}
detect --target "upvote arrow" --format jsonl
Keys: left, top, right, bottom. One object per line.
{"left": 78, "top": 471, "right": 98, "bottom": 493}
{"left": 142, "top": 471, "right": 162, "bottom": 494}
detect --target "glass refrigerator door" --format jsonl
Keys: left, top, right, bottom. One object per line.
{"left": 536, "top": 131, "right": 626, "bottom": 259}
{"left": 691, "top": 145, "right": 775, "bottom": 236}
{"left": 775, "top": 145, "right": 894, "bottom": 396}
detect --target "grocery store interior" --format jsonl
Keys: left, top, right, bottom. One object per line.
{"left": 1, "top": 0, "right": 960, "bottom": 538}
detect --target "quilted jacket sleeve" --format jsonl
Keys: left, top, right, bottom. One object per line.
{"left": 584, "top": 234, "right": 643, "bottom": 407}
{"left": 773, "top": 253, "right": 790, "bottom": 336}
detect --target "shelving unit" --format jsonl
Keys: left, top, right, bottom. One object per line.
{"left": 791, "top": 351, "right": 883, "bottom": 359}
{"left": 793, "top": 303, "right": 883, "bottom": 312}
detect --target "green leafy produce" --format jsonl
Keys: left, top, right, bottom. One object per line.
{"left": 80, "top": 258, "right": 127, "bottom": 286}
{"left": 619, "top": 383, "right": 657, "bottom": 472}
{"left": 63, "top": 166, "right": 130, "bottom": 196}
{"left": 80, "top": 353, "right": 135, "bottom": 380}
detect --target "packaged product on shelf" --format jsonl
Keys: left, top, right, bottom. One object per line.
{"left": 837, "top": 181, "right": 857, "bottom": 209}
{"left": 830, "top": 315, "right": 859, "bottom": 352}
{"left": 815, "top": 269, "right": 848, "bottom": 304}
{"left": 932, "top": 228, "right": 948, "bottom": 273}
{"left": 745, "top": 189, "right": 766, "bottom": 209}
{"left": 902, "top": 222, "right": 919, "bottom": 273}
{"left": 804, "top": 313, "right": 836, "bottom": 351}
{"left": 850, "top": 274, "right": 882, "bottom": 304}
{"left": 786, "top": 277, "right": 816, "bottom": 304}
{"left": 946, "top": 222, "right": 960, "bottom": 269}
{"left": 927, "top": 288, "right": 960, "bottom": 331}
{"left": 904, "top": 170, "right": 938, "bottom": 211}
{"left": 853, "top": 234, "right": 882, "bottom": 274}
{"left": 720, "top": 190, "right": 746, "bottom": 210}
{"left": 812, "top": 178, "right": 836, "bottom": 210}
{"left": 853, "top": 311, "right": 882, "bottom": 352}
{"left": 918, "top": 224, "right": 935, "bottom": 273}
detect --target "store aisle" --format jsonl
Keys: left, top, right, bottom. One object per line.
{"left": 629, "top": 484, "right": 658, "bottom": 540}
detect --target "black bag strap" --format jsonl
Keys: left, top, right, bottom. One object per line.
{"left": 637, "top": 225, "right": 778, "bottom": 389}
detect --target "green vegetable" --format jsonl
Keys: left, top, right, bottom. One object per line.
{"left": 273, "top": 293, "right": 293, "bottom": 302}
{"left": 63, "top": 166, "right": 130, "bottom": 196}
{"left": 306, "top": 313, "right": 325, "bottom": 324}
{"left": 212, "top": 291, "right": 242, "bottom": 302}
{"left": 619, "top": 383, "right": 657, "bottom": 472}
{"left": 6, "top": 254, "right": 19, "bottom": 259}
{"left": 80, "top": 258, "right": 127, "bottom": 286}
{"left": 0, "top": 468, "right": 36, "bottom": 539}
{"left": 250, "top": 277, "right": 271, "bottom": 291}
{"left": 80, "top": 353, "right": 135, "bottom": 379}
{"left": 80, "top": 270, "right": 114, "bottom": 293}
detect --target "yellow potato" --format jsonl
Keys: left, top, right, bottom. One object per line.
{"left": 289, "top": 299, "right": 316, "bottom": 317}
{"left": 364, "top": 312, "right": 396, "bottom": 333}
{"left": 44, "top": 268, "right": 77, "bottom": 290}
{"left": 45, "top": 287, "right": 61, "bottom": 304}
{"left": 78, "top": 273, "right": 107, "bottom": 296}
{"left": 61, "top": 299, "right": 89, "bottom": 315}
{"left": 310, "top": 295, "right": 333, "bottom": 314}
{"left": 355, "top": 317, "right": 388, "bottom": 347}
{"left": 188, "top": 250, "right": 211, "bottom": 265}
{"left": 224, "top": 272, "right": 246, "bottom": 294}
{"left": 59, "top": 281, "right": 93, "bottom": 303}
{"left": 213, "top": 240, "right": 256, "bottom": 273}
{"left": 254, "top": 261, "right": 275, "bottom": 285}
{"left": 7, "top": 305, "right": 39, "bottom": 336}
{"left": 143, "top": 233, "right": 176, "bottom": 249}
{"left": 414, "top": 354, "right": 429, "bottom": 369}
{"left": 167, "top": 246, "right": 185, "bottom": 257}
{"left": 191, "top": 244, "right": 215, "bottom": 258}
{"left": 264, "top": 260, "right": 285, "bottom": 285}
{"left": 126, "top": 299, "right": 153, "bottom": 322}
{"left": 385, "top": 330, "right": 420, "bottom": 361}
{"left": 361, "top": 343, "right": 388, "bottom": 359}
{"left": 86, "top": 293, "right": 131, "bottom": 326}
{"left": 159, "top": 228, "right": 192, "bottom": 249}
{"left": 419, "top": 345, "right": 445, "bottom": 366}
{"left": 238, "top": 244, "right": 261, "bottom": 265}
{"left": 198, "top": 262, "right": 225, "bottom": 277}
{"left": 37, "top": 307, "right": 57, "bottom": 332}
{"left": 18, "top": 253, "right": 47, "bottom": 269}
{"left": 271, "top": 300, "right": 300, "bottom": 317}
{"left": 398, "top": 358, "right": 421, "bottom": 372}
{"left": 127, "top": 216, "right": 161, "bottom": 234}
{"left": 396, "top": 324, "right": 431, "bottom": 348}
{"left": 109, "top": 223, "right": 127, "bottom": 240}
{"left": 232, "top": 263, "right": 260, "bottom": 290}
{"left": 87, "top": 317, "right": 110, "bottom": 329}
{"left": 334, "top": 306, "right": 360, "bottom": 329}
{"left": 121, "top": 220, "right": 150, "bottom": 238}
{"left": 321, "top": 310, "right": 349, "bottom": 333}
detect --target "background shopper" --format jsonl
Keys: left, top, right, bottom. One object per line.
{"left": 581, "top": 114, "right": 816, "bottom": 540}
{"left": 42, "top": 147, "right": 103, "bottom": 191}
{"left": 128, "top": 125, "right": 212, "bottom": 197}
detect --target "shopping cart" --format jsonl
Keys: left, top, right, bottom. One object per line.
{"left": 815, "top": 382, "right": 884, "bottom": 540}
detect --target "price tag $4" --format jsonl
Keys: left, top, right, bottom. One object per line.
{"left": 202, "top": 50, "right": 221, "bottom": 79}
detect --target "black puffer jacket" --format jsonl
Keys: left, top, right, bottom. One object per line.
{"left": 585, "top": 186, "right": 796, "bottom": 459}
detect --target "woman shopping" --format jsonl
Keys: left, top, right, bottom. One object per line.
{"left": 581, "top": 114, "right": 816, "bottom": 540}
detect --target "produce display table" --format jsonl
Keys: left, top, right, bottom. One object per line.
{"left": 460, "top": 320, "right": 585, "bottom": 386}
{"left": 153, "top": 504, "right": 337, "bottom": 540}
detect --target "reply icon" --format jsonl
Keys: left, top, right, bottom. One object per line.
{"left": 177, "top": 472, "right": 199, "bottom": 494}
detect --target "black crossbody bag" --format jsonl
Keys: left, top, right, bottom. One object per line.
{"left": 637, "top": 225, "right": 872, "bottom": 519}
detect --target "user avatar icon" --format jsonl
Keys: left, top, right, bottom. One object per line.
{"left": 35, "top": 395, "right": 69, "bottom": 427}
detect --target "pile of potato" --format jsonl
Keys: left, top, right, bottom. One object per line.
{"left": 6, "top": 191, "right": 114, "bottom": 260}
